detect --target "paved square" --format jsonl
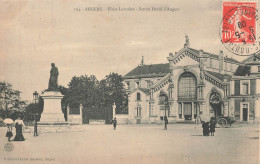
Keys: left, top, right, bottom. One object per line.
{"left": 0, "top": 124, "right": 259, "bottom": 164}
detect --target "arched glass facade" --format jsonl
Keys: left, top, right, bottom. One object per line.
{"left": 178, "top": 72, "right": 197, "bottom": 101}
{"left": 178, "top": 72, "right": 197, "bottom": 120}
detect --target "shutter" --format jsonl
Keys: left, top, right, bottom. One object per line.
{"left": 234, "top": 80, "right": 240, "bottom": 95}
{"left": 234, "top": 99, "right": 240, "bottom": 115}
{"left": 250, "top": 79, "right": 256, "bottom": 95}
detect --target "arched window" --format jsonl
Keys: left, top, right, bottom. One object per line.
{"left": 136, "top": 105, "right": 141, "bottom": 116}
{"left": 137, "top": 93, "right": 141, "bottom": 101}
{"left": 178, "top": 72, "right": 197, "bottom": 101}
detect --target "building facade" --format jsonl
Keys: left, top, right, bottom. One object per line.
{"left": 124, "top": 37, "right": 260, "bottom": 124}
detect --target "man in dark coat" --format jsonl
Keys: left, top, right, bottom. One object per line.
{"left": 202, "top": 121, "right": 210, "bottom": 136}
{"left": 113, "top": 117, "right": 117, "bottom": 130}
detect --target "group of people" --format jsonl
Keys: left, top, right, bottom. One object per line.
{"left": 5, "top": 116, "right": 26, "bottom": 142}
{"left": 201, "top": 120, "right": 216, "bottom": 136}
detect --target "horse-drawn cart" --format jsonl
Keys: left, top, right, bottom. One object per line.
{"left": 211, "top": 116, "right": 235, "bottom": 128}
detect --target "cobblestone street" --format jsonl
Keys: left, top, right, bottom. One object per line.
{"left": 0, "top": 123, "right": 259, "bottom": 164}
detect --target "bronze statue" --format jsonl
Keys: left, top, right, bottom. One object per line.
{"left": 48, "top": 63, "right": 59, "bottom": 91}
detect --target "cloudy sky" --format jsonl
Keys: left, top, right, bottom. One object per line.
{"left": 0, "top": 0, "right": 249, "bottom": 101}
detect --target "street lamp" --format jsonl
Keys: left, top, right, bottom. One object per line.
{"left": 33, "top": 91, "right": 39, "bottom": 136}
{"left": 33, "top": 91, "right": 39, "bottom": 104}
{"left": 164, "top": 96, "right": 169, "bottom": 130}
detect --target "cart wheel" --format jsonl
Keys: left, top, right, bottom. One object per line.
{"left": 217, "top": 118, "right": 227, "bottom": 128}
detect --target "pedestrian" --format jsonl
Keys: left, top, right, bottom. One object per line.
{"left": 6, "top": 124, "right": 13, "bottom": 142}
{"left": 34, "top": 119, "right": 38, "bottom": 137}
{"left": 112, "top": 117, "right": 117, "bottom": 130}
{"left": 164, "top": 116, "right": 168, "bottom": 130}
{"left": 205, "top": 122, "right": 210, "bottom": 136}
{"left": 13, "top": 116, "right": 25, "bottom": 141}
{"left": 209, "top": 121, "right": 216, "bottom": 136}
{"left": 196, "top": 116, "right": 201, "bottom": 124}
{"left": 202, "top": 121, "right": 210, "bottom": 136}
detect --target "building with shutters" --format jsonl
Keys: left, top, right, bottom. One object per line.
{"left": 123, "top": 36, "right": 260, "bottom": 124}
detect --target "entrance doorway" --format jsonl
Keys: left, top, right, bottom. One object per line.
{"left": 183, "top": 102, "right": 192, "bottom": 120}
{"left": 243, "top": 108, "right": 248, "bottom": 121}
{"left": 242, "top": 104, "right": 249, "bottom": 121}
{"left": 209, "top": 91, "right": 222, "bottom": 118}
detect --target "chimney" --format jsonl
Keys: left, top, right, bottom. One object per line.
{"left": 219, "top": 50, "right": 224, "bottom": 74}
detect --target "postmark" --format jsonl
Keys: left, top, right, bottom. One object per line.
{"left": 220, "top": 1, "right": 260, "bottom": 56}
{"left": 4, "top": 143, "right": 14, "bottom": 152}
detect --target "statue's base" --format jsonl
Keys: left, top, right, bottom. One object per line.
{"left": 39, "top": 91, "right": 65, "bottom": 124}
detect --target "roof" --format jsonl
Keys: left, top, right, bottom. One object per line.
{"left": 233, "top": 65, "right": 251, "bottom": 76}
{"left": 206, "top": 71, "right": 231, "bottom": 81}
{"left": 124, "top": 63, "right": 170, "bottom": 79}
{"left": 188, "top": 48, "right": 241, "bottom": 64}
{"left": 124, "top": 47, "right": 241, "bottom": 79}
{"left": 242, "top": 53, "right": 260, "bottom": 64}
{"left": 130, "top": 87, "right": 150, "bottom": 95}
{"left": 138, "top": 88, "right": 150, "bottom": 94}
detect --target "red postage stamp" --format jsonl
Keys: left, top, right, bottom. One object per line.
{"left": 221, "top": 1, "right": 259, "bottom": 56}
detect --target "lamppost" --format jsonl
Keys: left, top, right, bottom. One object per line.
{"left": 33, "top": 91, "right": 39, "bottom": 136}
{"left": 164, "top": 96, "right": 169, "bottom": 130}
{"left": 33, "top": 91, "right": 39, "bottom": 104}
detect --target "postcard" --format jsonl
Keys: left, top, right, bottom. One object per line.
{"left": 0, "top": 0, "right": 259, "bottom": 164}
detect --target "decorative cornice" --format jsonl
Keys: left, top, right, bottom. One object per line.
{"left": 204, "top": 71, "right": 224, "bottom": 89}
{"left": 151, "top": 73, "right": 171, "bottom": 92}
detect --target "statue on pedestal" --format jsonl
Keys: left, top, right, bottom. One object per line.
{"left": 48, "top": 63, "right": 59, "bottom": 91}
{"left": 184, "top": 34, "right": 190, "bottom": 48}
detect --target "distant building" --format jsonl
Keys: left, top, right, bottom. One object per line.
{"left": 123, "top": 36, "right": 260, "bottom": 124}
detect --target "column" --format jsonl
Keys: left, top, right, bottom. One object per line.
{"left": 191, "top": 102, "right": 193, "bottom": 120}
{"left": 113, "top": 103, "right": 116, "bottom": 118}
{"left": 181, "top": 102, "right": 184, "bottom": 119}
{"left": 79, "top": 104, "right": 83, "bottom": 124}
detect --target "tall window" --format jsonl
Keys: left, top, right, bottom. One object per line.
{"left": 135, "top": 81, "right": 140, "bottom": 88}
{"left": 242, "top": 83, "right": 249, "bottom": 95}
{"left": 150, "top": 103, "right": 155, "bottom": 116}
{"left": 258, "top": 66, "right": 260, "bottom": 73}
{"left": 178, "top": 72, "right": 197, "bottom": 101}
{"left": 136, "top": 105, "right": 141, "bottom": 116}
{"left": 126, "top": 82, "right": 130, "bottom": 90}
{"left": 146, "top": 80, "right": 151, "bottom": 88}
{"left": 137, "top": 92, "right": 141, "bottom": 101}
{"left": 210, "top": 58, "right": 212, "bottom": 68}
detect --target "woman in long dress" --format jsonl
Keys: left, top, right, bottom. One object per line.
{"left": 13, "top": 117, "right": 25, "bottom": 141}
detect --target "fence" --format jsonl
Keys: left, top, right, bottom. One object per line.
{"left": 67, "top": 104, "right": 83, "bottom": 125}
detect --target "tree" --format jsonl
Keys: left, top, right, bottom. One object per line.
{"left": 0, "top": 82, "right": 27, "bottom": 119}
{"left": 66, "top": 75, "right": 100, "bottom": 108}
{"left": 100, "top": 73, "right": 128, "bottom": 114}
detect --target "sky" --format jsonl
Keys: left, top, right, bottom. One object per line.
{"left": 0, "top": 0, "right": 250, "bottom": 101}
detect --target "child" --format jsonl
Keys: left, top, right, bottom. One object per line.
{"left": 6, "top": 124, "right": 13, "bottom": 142}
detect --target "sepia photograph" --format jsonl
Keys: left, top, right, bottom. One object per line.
{"left": 0, "top": 0, "right": 259, "bottom": 163}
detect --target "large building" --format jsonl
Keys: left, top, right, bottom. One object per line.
{"left": 124, "top": 37, "right": 260, "bottom": 124}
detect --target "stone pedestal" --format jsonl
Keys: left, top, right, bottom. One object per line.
{"left": 39, "top": 91, "right": 66, "bottom": 124}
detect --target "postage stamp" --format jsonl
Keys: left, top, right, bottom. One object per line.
{"left": 220, "top": 1, "right": 260, "bottom": 56}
